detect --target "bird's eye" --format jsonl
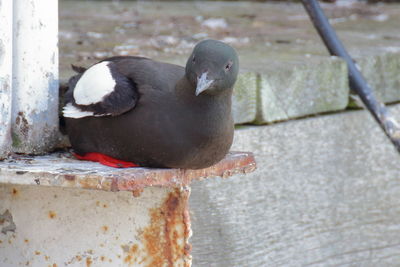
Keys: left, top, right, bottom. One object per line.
{"left": 192, "top": 56, "right": 196, "bottom": 63}
{"left": 225, "top": 61, "right": 233, "bottom": 71}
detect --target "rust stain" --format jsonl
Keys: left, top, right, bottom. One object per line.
{"left": 122, "top": 188, "right": 191, "bottom": 266}
{"left": 86, "top": 257, "right": 92, "bottom": 267}
{"left": 24, "top": 239, "right": 29, "bottom": 243}
{"left": 1, "top": 152, "right": 254, "bottom": 194}
{"left": 76, "top": 255, "right": 82, "bottom": 261}
{"left": 48, "top": 211, "right": 56, "bottom": 219}
{"left": 123, "top": 244, "right": 139, "bottom": 265}
{"left": 78, "top": 177, "right": 99, "bottom": 189}
{"left": 132, "top": 188, "right": 144, "bottom": 197}
{"left": 52, "top": 264, "right": 57, "bottom": 267}
{"left": 103, "top": 204, "right": 108, "bottom": 208}
{"left": 114, "top": 152, "right": 256, "bottom": 192}
{"left": 75, "top": 175, "right": 113, "bottom": 191}
{"left": 44, "top": 255, "right": 50, "bottom": 261}
{"left": 12, "top": 188, "right": 18, "bottom": 196}
{"left": 25, "top": 261, "right": 29, "bottom": 266}
{"left": 102, "top": 225, "right": 109, "bottom": 233}
{"left": 35, "top": 250, "right": 41, "bottom": 255}
{"left": 64, "top": 175, "right": 75, "bottom": 181}
{"left": 100, "top": 256, "right": 106, "bottom": 261}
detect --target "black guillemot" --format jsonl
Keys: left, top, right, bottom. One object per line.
{"left": 63, "top": 39, "right": 239, "bottom": 169}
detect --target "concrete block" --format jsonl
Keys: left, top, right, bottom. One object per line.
{"left": 190, "top": 104, "right": 400, "bottom": 266}
{"left": 349, "top": 52, "right": 400, "bottom": 108}
{"left": 232, "top": 72, "right": 257, "bottom": 124}
{"left": 255, "top": 58, "right": 349, "bottom": 124}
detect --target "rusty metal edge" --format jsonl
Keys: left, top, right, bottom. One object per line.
{"left": 112, "top": 152, "right": 257, "bottom": 192}
{"left": 0, "top": 152, "right": 256, "bottom": 192}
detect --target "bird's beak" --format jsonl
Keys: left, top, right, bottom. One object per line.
{"left": 195, "top": 72, "right": 214, "bottom": 96}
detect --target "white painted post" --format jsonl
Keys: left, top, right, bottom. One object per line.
{"left": 0, "top": 0, "right": 13, "bottom": 159}
{"left": 12, "top": 0, "right": 59, "bottom": 154}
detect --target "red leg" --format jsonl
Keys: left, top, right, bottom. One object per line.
{"left": 73, "top": 152, "right": 139, "bottom": 168}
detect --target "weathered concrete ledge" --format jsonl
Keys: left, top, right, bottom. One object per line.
{"left": 0, "top": 151, "right": 256, "bottom": 193}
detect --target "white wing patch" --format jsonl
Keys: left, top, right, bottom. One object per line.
{"left": 63, "top": 103, "right": 94, "bottom": 118}
{"left": 63, "top": 103, "right": 111, "bottom": 118}
{"left": 73, "top": 61, "right": 116, "bottom": 105}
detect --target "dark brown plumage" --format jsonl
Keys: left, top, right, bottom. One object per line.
{"left": 63, "top": 39, "right": 239, "bottom": 169}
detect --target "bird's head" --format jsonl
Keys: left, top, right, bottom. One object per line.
{"left": 185, "top": 39, "right": 239, "bottom": 96}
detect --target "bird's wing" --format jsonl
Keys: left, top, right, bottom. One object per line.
{"left": 63, "top": 60, "right": 139, "bottom": 119}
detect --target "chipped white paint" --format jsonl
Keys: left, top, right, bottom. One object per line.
{"left": 74, "top": 61, "right": 116, "bottom": 105}
{"left": 0, "top": 184, "right": 190, "bottom": 267}
{"left": 11, "top": 0, "right": 59, "bottom": 154}
{"left": 63, "top": 103, "right": 96, "bottom": 119}
{"left": 0, "top": 0, "right": 13, "bottom": 159}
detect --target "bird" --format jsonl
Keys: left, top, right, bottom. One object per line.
{"left": 62, "top": 39, "right": 239, "bottom": 169}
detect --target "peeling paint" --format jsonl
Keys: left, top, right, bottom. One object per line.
{"left": 0, "top": 210, "right": 16, "bottom": 234}
{"left": 15, "top": 112, "right": 29, "bottom": 138}
{"left": 121, "top": 188, "right": 192, "bottom": 267}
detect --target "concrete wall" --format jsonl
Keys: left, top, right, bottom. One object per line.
{"left": 190, "top": 104, "right": 400, "bottom": 267}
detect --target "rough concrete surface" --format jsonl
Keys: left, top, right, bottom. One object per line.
{"left": 350, "top": 52, "right": 400, "bottom": 107}
{"left": 256, "top": 57, "right": 349, "bottom": 123}
{"left": 190, "top": 104, "right": 400, "bottom": 267}
{"left": 59, "top": 1, "right": 400, "bottom": 124}
{"left": 232, "top": 71, "right": 258, "bottom": 124}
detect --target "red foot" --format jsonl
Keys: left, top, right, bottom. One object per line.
{"left": 73, "top": 152, "right": 139, "bottom": 168}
